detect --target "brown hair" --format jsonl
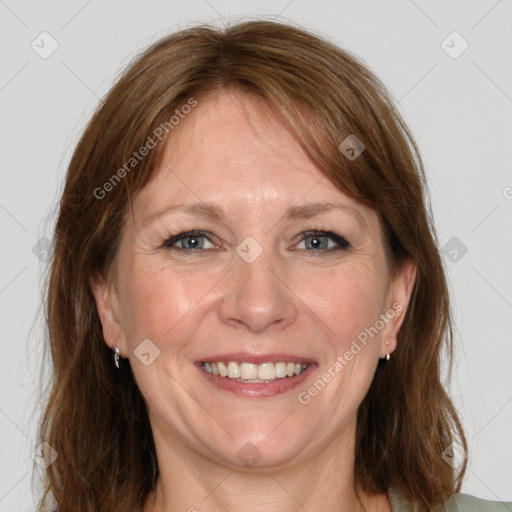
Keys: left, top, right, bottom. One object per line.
{"left": 36, "top": 19, "right": 467, "bottom": 512}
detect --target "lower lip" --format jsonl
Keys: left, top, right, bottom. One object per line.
{"left": 195, "top": 362, "right": 317, "bottom": 398}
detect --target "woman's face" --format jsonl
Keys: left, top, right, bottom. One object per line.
{"left": 94, "top": 89, "right": 415, "bottom": 470}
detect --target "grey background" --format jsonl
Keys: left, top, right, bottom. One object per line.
{"left": 1, "top": 0, "right": 511, "bottom": 509}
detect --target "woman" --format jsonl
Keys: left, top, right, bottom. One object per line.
{"left": 35, "top": 20, "right": 511, "bottom": 512}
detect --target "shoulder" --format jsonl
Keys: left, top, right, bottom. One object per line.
{"left": 443, "top": 492, "right": 512, "bottom": 512}
{"left": 388, "top": 487, "right": 512, "bottom": 512}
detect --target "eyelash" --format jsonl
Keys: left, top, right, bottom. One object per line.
{"left": 162, "top": 230, "right": 350, "bottom": 254}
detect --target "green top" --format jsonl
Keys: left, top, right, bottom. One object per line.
{"left": 388, "top": 486, "right": 512, "bottom": 511}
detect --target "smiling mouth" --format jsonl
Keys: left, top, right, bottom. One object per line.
{"left": 200, "top": 361, "right": 308, "bottom": 383}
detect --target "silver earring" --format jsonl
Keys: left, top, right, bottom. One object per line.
{"left": 114, "top": 345, "right": 121, "bottom": 368}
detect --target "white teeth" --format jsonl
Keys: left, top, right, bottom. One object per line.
{"left": 227, "top": 361, "right": 240, "bottom": 379}
{"left": 258, "top": 362, "right": 275, "bottom": 380}
{"left": 274, "top": 362, "right": 287, "bottom": 378}
{"left": 201, "top": 360, "right": 309, "bottom": 381}
{"left": 240, "top": 362, "right": 258, "bottom": 379}
{"left": 217, "top": 362, "right": 228, "bottom": 377}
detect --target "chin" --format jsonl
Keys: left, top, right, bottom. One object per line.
{"left": 200, "top": 425, "right": 314, "bottom": 470}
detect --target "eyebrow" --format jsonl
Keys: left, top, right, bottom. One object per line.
{"left": 141, "top": 201, "right": 367, "bottom": 230}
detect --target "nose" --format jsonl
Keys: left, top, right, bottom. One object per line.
{"left": 218, "top": 246, "right": 298, "bottom": 334}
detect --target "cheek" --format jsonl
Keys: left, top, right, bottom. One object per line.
{"left": 306, "top": 266, "right": 387, "bottom": 411}
{"left": 298, "top": 261, "right": 388, "bottom": 348}
{"left": 117, "top": 257, "right": 221, "bottom": 347}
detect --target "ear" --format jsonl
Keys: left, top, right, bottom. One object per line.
{"left": 381, "top": 258, "right": 417, "bottom": 357}
{"left": 89, "top": 273, "right": 127, "bottom": 357}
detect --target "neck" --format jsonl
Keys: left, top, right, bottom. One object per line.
{"left": 142, "top": 425, "right": 390, "bottom": 512}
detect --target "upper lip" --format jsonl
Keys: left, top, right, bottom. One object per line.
{"left": 198, "top": 353, "right": 315, "bottom": 364}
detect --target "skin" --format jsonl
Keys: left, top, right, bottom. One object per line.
{"left": 92, "top": 88, "right": 416, "bottom": 512}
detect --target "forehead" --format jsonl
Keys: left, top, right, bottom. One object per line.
{"left": 132, "top": 89, "right": 377, "bottom": 229}
{"left": 162, "top": 89, "right": 317, "bottom": 182}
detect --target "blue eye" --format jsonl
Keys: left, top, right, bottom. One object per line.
{"left": 162, "top": 230, "right": 350, "bottom": 253}
{"left": 163, "top": 231, "right": 216, "bottom": 250}
{"left": 296, "top": 231, "right": 350, "bottom": 251}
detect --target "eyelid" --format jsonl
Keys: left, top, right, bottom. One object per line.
{"left": 163, "top": 229, "right": 350, "bottom": 252}
{"left": 163, "top": 230, "right": 218, "bottom": 249}
{"left": 293, "top": 230, "right": 350, "bottom": 251}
